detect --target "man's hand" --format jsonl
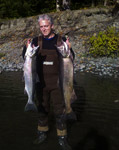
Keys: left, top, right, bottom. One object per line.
{"left": 26, "top": 38, "right": 32, "bottom": 48}
{"left": 66, "top": 37, "right": 71, "bottom": 49}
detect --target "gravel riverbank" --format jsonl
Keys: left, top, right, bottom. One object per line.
{"left": 0, "top": 52, "right": 119, "bottom": 79}
{"left": 74, "top": 56, "right": 119, "bottom": 78}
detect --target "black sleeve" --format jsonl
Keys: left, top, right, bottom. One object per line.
{"left": 22, "top": 45, "right": 27, "bottom": 60}
{"left": 32, "top": 37, "right": 38, "bottom": 46}
{"left": 62, "top": 36, "right": 67, "bottom": 42}
{"left": 70, "top": 48, "right": 75, "bottom": 60}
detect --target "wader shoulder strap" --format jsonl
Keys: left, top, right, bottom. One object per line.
{"left": 38, "top": 36, "right": 42, "bottom": 52}
{"left": 57, "top": 34, "right": 62, "bottom": 46}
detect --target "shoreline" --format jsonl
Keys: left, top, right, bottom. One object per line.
{"left": 74, "top": 56, "right": 119, "bottom": 78}
{"left": 0, "top": 56, "right": 119, "bottom": 78}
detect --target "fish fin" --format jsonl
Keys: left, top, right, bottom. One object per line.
{"left": 24, "top": 89, "right": 27, "bottom": 95}
{"left": 36, "top": 73, "right": 40, "bottom": 83}
{"left": 71, "top": 89, "right": 77, "bottom": 103}
{"left": 66, "top": 111, "right": 77, "bottom": 121}
{"left": 22, "top": 75, "right": 25, "bottom": 82}
{"left": 24, "top": 102, "right": 38, "bottom": 112}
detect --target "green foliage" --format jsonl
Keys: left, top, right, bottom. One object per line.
{"left": 89, "top": 26, "right": 119, "bottom": 57}
{"left": 0, "top": 0, "right": 33, "bottom": 18}
{"left": 0, "top": 0, "right": 56, "bottom": 18}
{"left": 40, "top": 0, "right": 56, "bottom": 13}
{"left": 0, "top": 0, "right": 116, "bottom": 19}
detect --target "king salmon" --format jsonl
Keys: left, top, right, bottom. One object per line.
{"left": 23, "top": 43, "right": 39, "bottom": 112}
{"left": 56, "top": 40, "right": 77, "bottom": 118}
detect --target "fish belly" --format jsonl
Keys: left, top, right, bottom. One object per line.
{"left": 24, "top": 57, "right": 37, "bottom": 112}
{"left": 63, "top": 58, "right": 73, "bottom": 114}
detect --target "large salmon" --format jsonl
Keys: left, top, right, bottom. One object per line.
{"left": 23, "top": 43, "right": 39, "bottom": 112}
{"left": 56, "top": 40, "right": 77, "bottom": 118}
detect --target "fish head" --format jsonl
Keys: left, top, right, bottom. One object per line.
{"left": 56, "top": 40, "right": 70, "bottom": 57}
{"left": 25, "top": 43, "right": 39, "bottom": 57}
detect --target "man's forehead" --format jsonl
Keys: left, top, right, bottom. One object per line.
{"left": 39, "top": 19, "right": 50, "bottom": 25}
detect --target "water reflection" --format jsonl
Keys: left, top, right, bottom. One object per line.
{"left": 0, "top": 72, "right": 119, "bottom": 150}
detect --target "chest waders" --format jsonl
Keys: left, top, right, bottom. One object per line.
{"left": 36, "top": 35, "right": 67, "bottom": 137}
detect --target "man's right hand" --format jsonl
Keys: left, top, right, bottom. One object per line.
{"left": 26, "top": 38, "right": 31, "bottom": 48}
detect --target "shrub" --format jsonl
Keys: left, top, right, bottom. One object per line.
{"left": 89, "top": 26, "right": 119, "bottom": 57}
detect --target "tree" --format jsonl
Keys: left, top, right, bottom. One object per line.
{"left": 62, "top": 0, "right": 71, "bottom": 10}
{"left": 104, "top": 0, "right": 108, "bottom": 6}
{"left": 0, "top": 0, "right": 36, "bottom": 18}
{"left": 0, "top": 0, "right": 116, "bottom": 19}
{"left": 56, "top": 0, "right": 60, "bottom": 11}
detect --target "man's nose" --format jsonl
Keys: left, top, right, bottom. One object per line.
{"left": 42, "top": 26, "right": 46, "bottom": 30}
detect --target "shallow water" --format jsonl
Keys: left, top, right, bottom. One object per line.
{"left": 0, "top": 71, "right": 119, "bottom": 150}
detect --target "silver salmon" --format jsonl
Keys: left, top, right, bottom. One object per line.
{"left": 23, "top": 43, "right": 39, "bottom": 112}
{"left": 56, "top": 41, "right": 77, "bottom": 117}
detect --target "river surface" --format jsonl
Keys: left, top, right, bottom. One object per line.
{"left": 0, "top": 71, "right": 119, "bottom": 150}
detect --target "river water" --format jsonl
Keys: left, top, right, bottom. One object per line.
{"left": 0, "top": 71, "right": 119, "bottom": 150}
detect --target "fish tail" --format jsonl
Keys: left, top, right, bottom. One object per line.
{"left": 66, "top": 111, "right": 77, "bottom": 121}
{"left": 24, "top": 102, "right": 38, "bottom": 112}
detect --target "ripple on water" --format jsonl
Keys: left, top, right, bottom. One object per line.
{"left": 0, "top": 71, "right": 119, "bottom": 150}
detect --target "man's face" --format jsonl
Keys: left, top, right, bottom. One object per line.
{"left": 39, "top": 19, "right": 53, "bottom": 37}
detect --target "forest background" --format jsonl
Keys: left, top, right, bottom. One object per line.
{"left": 0, "top": 0, "right": 116, "bottom": 19}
